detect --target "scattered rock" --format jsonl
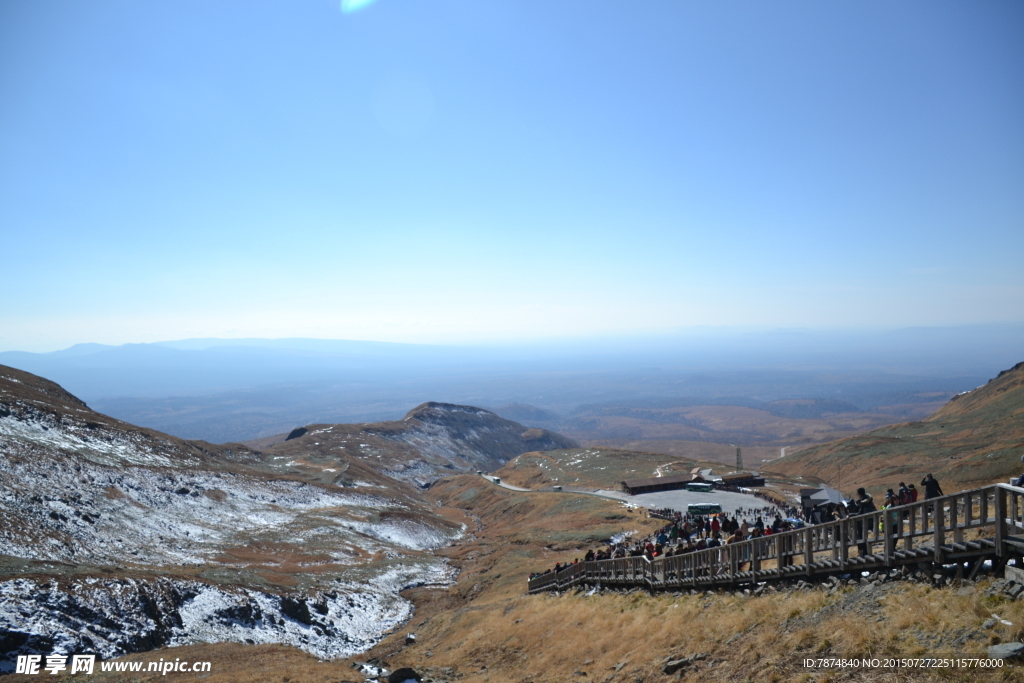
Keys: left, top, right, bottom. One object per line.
{"left": 662, "top": 658, "right": 691, "bottom": 675}
{"left": 388, "top": 669, "right": 422, "bottom": 683}
{"left": 983, "top": 618, "right": 998, "bottom": 629}
{"left": 989, "top": 642, "right": 1024, "bottom": 661}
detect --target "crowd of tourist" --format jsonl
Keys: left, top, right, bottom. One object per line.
{"left": 529, "top": 474, "right": 950, "bottom": 579}
{"left": 529, "top": 508, "right": 804, "bottom": 579}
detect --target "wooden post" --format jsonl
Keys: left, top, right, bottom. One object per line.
{"left": 839, "top": 521, "right": 848, "bottom": 570}
{"left": 933, "top": 499, "right": 945, "bottom": 565}
{"left": 884, "top": 514, "right": 894, "bottom": 567}
{"left": 953, "top": 494, "right": 965, "bottom": 544}
{"left": 805, "top": 527, "right": 814, "bottom": 576}
{"left": 905, "top": 506, "right": 915, "bottom": 552}
{"left": 996, "top": 487, "right": 1006, "bottom": 558}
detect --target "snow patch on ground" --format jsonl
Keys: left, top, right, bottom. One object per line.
{"left": 342, "top": 519, "right": 460, "bottom": 551}
{"left": 0, "top": 561, "right": 456, "bottom": 671}
{"left": 0, "top": 449, "right": 397, "bottom": 566}
{"left": 0, "top": 413, "right": 175, "bottom": 468}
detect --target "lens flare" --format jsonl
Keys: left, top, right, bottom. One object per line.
{"left": 341, "top": 0, "right": 379, "bottom": 13}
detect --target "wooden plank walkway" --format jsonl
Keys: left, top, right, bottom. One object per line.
{"left": 528, "top": 483, "right": 1024, "bottom": 594}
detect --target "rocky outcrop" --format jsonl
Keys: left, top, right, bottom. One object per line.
{"left": 377, "top": 402, "right": 578, "bottom": 477}
{"left": 0, "top": 571, "right": 452, "bottom": 671}
{"left": 266, "top": 402, "right": 579, "bottom": 488}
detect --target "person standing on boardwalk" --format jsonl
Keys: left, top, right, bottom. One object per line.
{"left": 921, "top": 474, "right": 944, "bottom": 499}
{"left": 852, "top": 487, "right": 876, "bottom": 556}
{"left": 898, "top": 482, "right": 912, "bottom": 505}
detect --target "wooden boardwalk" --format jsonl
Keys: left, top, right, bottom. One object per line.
{"left": 528, "top": 483, "right": 1024, "bottom": 594}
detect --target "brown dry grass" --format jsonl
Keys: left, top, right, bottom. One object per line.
{"left": 767, "top": 363, "right": 1024, "bottom": 498}
{"left": 495, "top": 448, "right": 724, "bottom": 491}
{"left": 17, "top": 476, "right": 1024, "bottom": 683}
{"left": 362, "top": 477, "right": 1024, "bottom": 683}
{"left": 559, "top": 404, "right": 903, "bottom": 449}
{"left": 585, "top": 440, "right": 788, "bottom": 468}
{"left": 4, "top": 643, "right": 358, "bottom": 683}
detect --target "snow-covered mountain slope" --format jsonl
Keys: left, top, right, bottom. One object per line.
{"left": 258, "top": 402, "right": 579, "bottom": 488}
{"left": 0, "top": 365, "right": 464, "bottom": 670}
{"left": 0, "top": 365, "right": 259, "bottom": 469}
{"left": 1, "top": 563, "right": 455, "bottom": 668}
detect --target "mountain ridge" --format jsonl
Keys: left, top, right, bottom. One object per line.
{"left": 252, "top": 402, "right": 579, "bottom": 488}
{"left": 764, "top": 361, "right": 1024, "bottom": 494}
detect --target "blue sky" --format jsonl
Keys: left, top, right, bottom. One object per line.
{"left": 1, "top": 1, "right": 1022, "bottom": 351}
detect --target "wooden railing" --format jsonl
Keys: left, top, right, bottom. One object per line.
{"left": 528, "top": 483, "right": 1024, "bottom": 594}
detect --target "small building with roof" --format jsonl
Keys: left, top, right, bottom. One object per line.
{"left": 620, "top": 473, "right": 693, "bottom": 495}
{"left": 718, "top": 471, "right": 765, "bottom": 488}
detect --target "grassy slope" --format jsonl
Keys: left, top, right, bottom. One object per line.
{"left": 494, "top": 447, "right": 723, "bottom": 490}
{"left": 41, "top": 475, "right": 1024, "bottom": 683}
{"left": 558, "top": 404, "right": 913, "bottom": 448}
{"left": 764, "top": 363, "right": 1024, "bottom": 497}
{"left": 580, "top": 440, "right": 787, "bottom": 469}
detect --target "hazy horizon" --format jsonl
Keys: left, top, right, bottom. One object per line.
{"left": 3, "top": 321, "right": 1022, "bottom": 357}
{"left": 2, "top": 325, "right": 1018, "bottom": 443}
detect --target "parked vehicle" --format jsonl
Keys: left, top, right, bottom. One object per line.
{"left": 686, "top": 503, "right": 723, "bottom": 515}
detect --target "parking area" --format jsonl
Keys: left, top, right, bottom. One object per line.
{"left": 592, "top": 487, "right": 766, "bottom": 516}
{"left": 478, "top": 473, "right": 774, "bottom": 517}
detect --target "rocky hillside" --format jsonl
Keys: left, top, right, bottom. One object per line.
{"left": 496, "top": 447, "right": 717, "bottom": 491}
{"left": 0, "top": 365, "right": 466, "bottom": 671}
{"left": 765, "top": 361, "right": 1024, "bottom": 495}
{"left": 255, "top": 402, "right": 578, "bottom": 488}
{"left": 0, "top": 364, "right": 261, "bottom": 469}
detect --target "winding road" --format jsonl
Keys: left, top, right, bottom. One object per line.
{"left": 477, "top": 473, "right": 774, "bottom": 515}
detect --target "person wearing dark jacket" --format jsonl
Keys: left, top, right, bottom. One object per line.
{"left": 921, "top": 474, "right": 943, "bottom": 499}
{"left": 853, "top": 487, "right": 876, "bottom": 556}
{"left": 855, "top": 488, "right": 876, "bottom": 513}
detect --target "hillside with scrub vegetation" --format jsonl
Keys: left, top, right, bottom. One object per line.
{"left": 36, "top": 473, "right": 1024, "bottom": 683}
{"left": 764, "top": 362, "right": 1024, "bottom": 497}
{"left": 6, "top": 363, "right": 1024, "bottom": 683}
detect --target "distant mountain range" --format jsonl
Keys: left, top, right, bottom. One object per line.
{"left": 0, "top": 327, "right": 1019, "bottom": 444}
